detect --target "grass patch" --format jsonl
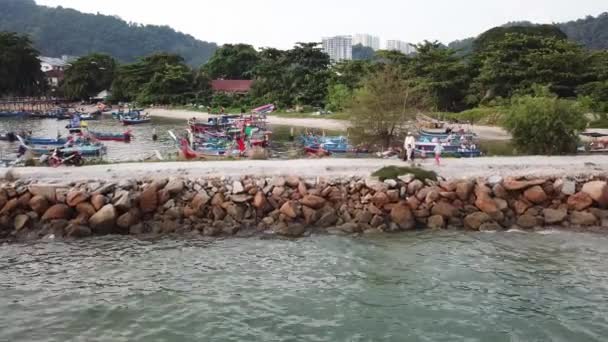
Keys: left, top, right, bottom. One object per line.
{"left": 589, "top": 118, "right": 608, "bottom": 128}
{"left": 372, "top": 166, "right": 437, "bottom": 182}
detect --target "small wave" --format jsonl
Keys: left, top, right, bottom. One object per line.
{"left": 506, "top": 228, "right": 526, "bottom": 233}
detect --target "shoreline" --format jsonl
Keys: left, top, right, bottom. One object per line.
{"left": 145, "top": 107, "right": 512, "bottom": 140}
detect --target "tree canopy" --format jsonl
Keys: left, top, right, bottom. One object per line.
{"left": 203, "top": 44, "right": 259, "bottom": 80}
{"left": 0, "top": 31, "right": 44, "bottom": 97}
{"left": 111, "top": 53, "right": 195, "bottom": 105}
{"left": 352, "top": 44, "right": 375, "bottom": 60}
{"left": 505, "top": 88, "right": 587, "bottom": 154}
{"left": 348, "top": 65, "right": 430, "bottom": 148}
{"left": 62, "top": 54, "right": 116, "bottom": 100}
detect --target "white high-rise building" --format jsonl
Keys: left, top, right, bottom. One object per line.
{"left": 322, "top": 36, "right": 352, "bottom": 62}
{"left": 353, "top": 34, "right": 380, "bottom": 50}
{"left": 386, "top": 40, "right": 416, "bottom": 55}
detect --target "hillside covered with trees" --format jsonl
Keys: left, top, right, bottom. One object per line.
{"left": 448, "top": 12, "right": 608, "bottom": 54}
{"left": 0, "top": 0, "right": 217, "bottom": 66}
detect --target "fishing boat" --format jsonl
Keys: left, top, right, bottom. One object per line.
{"left": 0, "top": 132, "right": 18, "bottom": 142}
{"left": 66, "top": 122, "right": 88, "bottom": 134}
{"left": 25, "top": 144, "right": 106, "bottom": 157}
{"left": 418, "top": 129, "right": 477, "bottom": 139}
{"left": 26, "top": 137, "right": 69, "bottom": 145}
{"left": 0, "top": 111, "right": 27, "bottom": 118}
{"left": 252, "top": 104, "right": 275, "bottom": 115}
{"left": 89, "top": 130, "right": 133, "bottom": 142}
{"left": 122, "top": 117, "right": 151, "bottom": 125}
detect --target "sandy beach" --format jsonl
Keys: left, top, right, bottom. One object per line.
{"left": 146, "top": 108, "right": 512, "bottom": 140}
{"left": 6, "top": 155, "right": 608, "bottom": 182}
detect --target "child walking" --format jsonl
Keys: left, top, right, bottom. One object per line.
{"left": 434, "top": 143, "right": 444, "bottom": 166}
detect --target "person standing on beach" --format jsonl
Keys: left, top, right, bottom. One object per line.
{"left": 434, "top": 142, "right": 444, "bottom": 166}
{"left": 404, "top": 133, "right": 416, "bottom": 162}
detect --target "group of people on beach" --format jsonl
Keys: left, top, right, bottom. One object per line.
{"left": 403, "top": 132, "right": 444, "bottom": 166}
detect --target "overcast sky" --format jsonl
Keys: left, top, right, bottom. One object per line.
{"left": 36, "top": 0, "right": 606, "bottom": 49}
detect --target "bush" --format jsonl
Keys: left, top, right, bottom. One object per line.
{"left": 504, "top": 94, "right": 587, "bottom": 155}
{"left": 372, "top": 166, "right": 437, "bottom": 182}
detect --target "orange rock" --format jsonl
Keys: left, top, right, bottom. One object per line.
{"left": 567, "top": 192, "right": 593, "bottom": 211}
{"left": 523, "top": 186, "right": 548, "bottom": 204}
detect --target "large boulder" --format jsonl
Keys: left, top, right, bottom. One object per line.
{"left": 273, "top": 222, "right": 306, "bottom": 237}
{"left": 253, "top": 192, "right": 267, "bottom": 209}
{"left": 475, "top": 194, "right": 501, "bottom": 220}
{"left": 517, "top": 215, "right": 540, "bottom": 229}
{"left": 139, "top": 186, "right": 158, "bottom": 213}
{"left": 14, "top": 214, "right": 29, "bottom": 231}
{"left": 464, "top": 212, "right": 491, "bottom": 230}
{"left": 164, "top": 178, "right": 184, "bottom": 195}
{"left": 570, "top": 211, "right": 597, "bottom": 226}
{"left": 42, "top": 204, "right": 72, "bottom": 222}
{"left": 0, "top": 199, "right": 18, "bottom": 215}
{"left": 76, "top": 202, "right": 96, "bottom": 217}
{"left": 567, "top": 192, "right": 593, "bottom": 211}
{"left": 28, "top": 184, "right": 57, "bottom": 202}
{"left": 89, "top": 204, "right": 117, "bottom": 234}
{"left": 581, "top": 181, "right": 608, "bottom": 206}
{"left": 543, "top": 208, "right": 568, "bottom": 225}
{"left": 427, "top": 215, "right": 445, "bottom": 229}
{"left": 407, "top": 180, "right": 424, "bottom": 195}
{"left": 66, "top": 224, "right": 92, "bottom": 238}
{"left": 280, "top": 201, "right": 298, "bottom": 219}
{"left": 455, "top": 182, "right": 474, "bottom": 201}
{"left": 112, "top": 191, "right": 132, "bottom": 212}
{"left": 503, "top": 178, "right": 546, "bottom": 191}
{"left": 191, "top": 191, "right": 210, "bottom": 211}
{"left": 523, "top": 186, "right": 548, "bottom": 204}
{"left": 117, "top": 209, "right": 140, "bottom": 229}
{"left": 66, "top": 191, "right": 89, "bottom": 207}
{"left": 431, "top": 202, "right": 458, "bottom": 219}
{"left": 232, "top": 181, "right": 244, "bottom": 194}
{"left": 286, "top": 176, "right": 300, "bottom": 188}
{"left": 91, "top": 194, "right": 107, "bottom": 211}
{"left": 316, "top": 210, "right": 339, "bottom": 228}
{"left": 390, "top": 205, "right": 415, "bottom": 230}
{"left": 300, "top": 195, "right": 326, "bottom": 209}
{"left": 371, "top": 192, "right": 390, "bottom": 207}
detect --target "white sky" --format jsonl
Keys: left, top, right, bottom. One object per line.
{"left": 36, "top": 0, "right": 606, "bottom": 49}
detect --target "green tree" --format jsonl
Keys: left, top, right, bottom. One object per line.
{"left": 326, "top": 84, "right": 352, "bottom": 112}
{"left": 352, "top": 44, "right": 375, "bottom": 60}
{"left": 329, "top": 60, "right": 372, "bottom": 91}
{"left": 407, "top": 41, "right": 470, "bottom": 111}
{"left": 470, "top": 33, "right": 588, "bottom": 103}
{"left": 473, "top": 25, "right": 568, "bottom": 52}
{"left": 251, "top": 43, "right": 330, "bottom": 107}
{"left": 111, "top": 53, "right": 194, "bottom": 104}
{"left": 62, "top": 53, "right": 116, "bottom": 100}
{"left": 348, "top": 65, "right": 430, "bottom": 147}
{"left": 505, "top": 89, "right": 587, "bottom": 154}
{"left": 0, "top": 31, "right": 44, "bottom": 96}
{"left": 203, "top": 44, "right": 259, "bottom": 80}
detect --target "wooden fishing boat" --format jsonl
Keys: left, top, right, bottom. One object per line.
{"left": 89, "top": 130, "right": 133, "bottom": 142}
{"left": 122, "top": 117, "right": 151, "bottom": 125}
{"left": 23, "top": 144, "right": 106, "bottom": 157}
{"left": 418, "top": 129, "right": 477, "bottom": 139}
{"left": 26, "top": 137, "right": 69, "bottom": 145}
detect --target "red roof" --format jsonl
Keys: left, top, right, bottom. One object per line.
{"left": 211, "top": 80, "right": 253, "bottom": 93}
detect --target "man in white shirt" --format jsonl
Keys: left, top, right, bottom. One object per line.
{"left": 404, "top": 133, "right": 416, "bottom": 162}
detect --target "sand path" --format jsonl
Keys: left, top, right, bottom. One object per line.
{"left": 6, "top": 155, "right": 608, "bottom": 183}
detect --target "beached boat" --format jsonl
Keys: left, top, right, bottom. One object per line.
{"left": 26, "top": 137, "right": 69, "bottom": 145}
{"left": 79, "top": 112, "right": 100, "bottom": 121}
{"left": 418, "top": 129, "right": 477, "bottom": 139}
{"left": 23, "top": 143, "right": 106, "bottom": 157}
{"left": 122, "top": 117, "right": 151, "bottom": 125}
{"left": 89, "top": 130, "right": 133, "bottom": 142}
{"left": 0, "top": 111, "right": 28, "bottom": 118}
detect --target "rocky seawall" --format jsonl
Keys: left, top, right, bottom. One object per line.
{"left": 1, "top": 173, "right": 608, "bottom": 241}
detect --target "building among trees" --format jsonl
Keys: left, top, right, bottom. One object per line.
{"left": 386, "top": 40, "right": 416, "bottom": 55}
{"left": 322, "top": 36, "right": 352, "bottom": 62}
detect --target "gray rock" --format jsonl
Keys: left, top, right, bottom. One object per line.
{"left": 384, "top": 179, "right": 398, "bottom": 189}
{"left": 232, "top": 181, "right": 245, "bottom": 194}
{"left": 561, "top": 180, "right": 576, "bottom": 196}
{"left": 487, "top": 175, "right": 503, "bottom": 186}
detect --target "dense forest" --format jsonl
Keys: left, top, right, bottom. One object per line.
{"left": 0, "top": 0, "right": 218, "bottom": 66}
{"left": 448, "top": 12, "right": 608, "bottom": 54}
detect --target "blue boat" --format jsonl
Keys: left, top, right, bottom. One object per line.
{"left": 25, "top": 143, "right": 106, "bottom": 157}
{"left": 418, "top": 129, "right": 477, "bottom": 139}
{"left": 0, "top": 111, "right": 27, "bottom": 118}
{"left": 26, "top": 137, "right": 69, "bottom": 145}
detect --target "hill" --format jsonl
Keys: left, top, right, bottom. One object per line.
{"left": 448, "top": 12, "right": 608, "bottom": 54}
{"left": 0, "top": 0, "right": 218, "bottom": 66}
